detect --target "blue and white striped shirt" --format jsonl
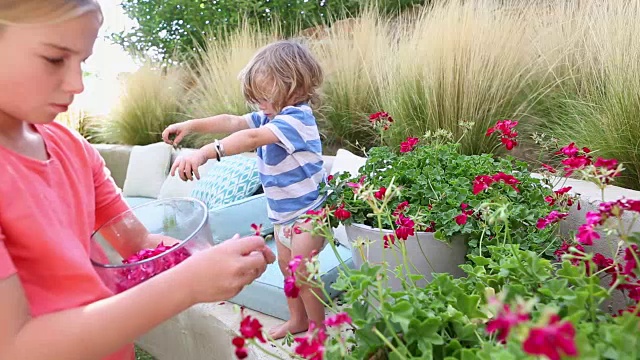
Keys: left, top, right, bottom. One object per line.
{"left": 243, "top": 103, "right": 326, "bottom": 224}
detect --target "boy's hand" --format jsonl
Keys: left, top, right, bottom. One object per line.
{"left": 162, "top": 121, "right": 192, "bottom": 147}
{"left": 170, "top": 150, "right": 208, "bottom": 181}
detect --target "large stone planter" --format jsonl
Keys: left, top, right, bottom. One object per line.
{"left": 345, "top": 223, "right": 467, "bottom": 291}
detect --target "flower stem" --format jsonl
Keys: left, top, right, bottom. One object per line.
{"left": 300, "top": 278, "right": 336, "bottom": 310}
{"left": 326, "top": 230, "right": 353, "bottom": 276}
{"left": 251, "top": 339, "right": 303, "bottom": 360}
{"left": 478, "top": 226, "right": 486, "bottom": 257}
{"left": 372, "top": 328, "right": 408, "bottom": 360}
{"left": 376, "top": 278, "right": 405, "bottom": 350}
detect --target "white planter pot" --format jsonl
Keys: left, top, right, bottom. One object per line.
{"left": 345, "top": 223, "right": 467, "bottom": 291}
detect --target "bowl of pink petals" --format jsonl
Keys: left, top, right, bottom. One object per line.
{"left": 90, "top": 198, "right": 213, "bottom": 294}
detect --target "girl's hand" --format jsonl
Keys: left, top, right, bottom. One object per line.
{"left": 180, "top": 235, "right": 275, "bottom": 304}
{"left": 162, "top": 122, "right": 192, "bottom": 147}
{"left": 170, "top": 150, "right": 208, "bottom": 181}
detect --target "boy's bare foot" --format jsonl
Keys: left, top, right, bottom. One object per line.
{"left": 268, "top": 319, "right": 309, "bottom": 340}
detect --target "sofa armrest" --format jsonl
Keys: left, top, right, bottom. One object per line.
{"left": 94, "top": 144, "right": 133, "bottom": 189}
{"left": 208, "top": 194, "right": 274, "bottom": 244}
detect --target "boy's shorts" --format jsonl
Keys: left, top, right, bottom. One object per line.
{"left": 273, "top": 219, "right": 329, "bottom": 251}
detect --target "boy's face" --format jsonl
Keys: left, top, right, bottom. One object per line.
{"left": 258, "top": 100, "right": 277, "bottom": 119}
{"left": 252, "top": 74, "right": 278, "bottom": 119}
{"left": 0, "top": 12, "right": 101, "bottom": 124}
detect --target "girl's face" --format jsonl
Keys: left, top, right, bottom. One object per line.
{"left": 0, "top": 11, "right": 101, "bottom": 125}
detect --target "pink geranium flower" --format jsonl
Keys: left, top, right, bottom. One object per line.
{"left": 374, "top": 186, "right": 387, "bottom": 200}
{"left": 541, "top": 163, "right": 556, "bottom": 173}
{"left": 486, "top": 120, "right": 519, "bottom": 150}
{"left": 472, "top": 175, "right": 495, "bottom": 195}
{"left": 561, "top": 155, "right": 592, "bottom": 176}
{"left": 232, "top": 337, "right": 248, "bottom": 359}
{"left": 239, "top": 315, "right": 266, "bottom": 343}
{"left": 522, "top": 315, "right": 578, "bottom": 360}
{"left": 486, "top": 304, "right": 530, "bottom": 343}
{"left": 623, "top": 244, "right": 639, "bottom": 276}
{"left": 472, "top": 173, "right": 520, "bottom": 194}
{"left": 395, "top": 213, "right": 415, "bottom": 240}
{"left": 455, "top": 213, "right": 468, "bottom": 225}
{"left": 536, "top": 211, "right": 569, "bottom": 229}
{"left": 383, "top": 234, "right": 396, "bottom": 248}
{"left": 289, "top": 255, "right": 303, "bottom": 274}
{"left": 250, "top": 223, "right": 262, "bottom": 236}
{"left": 393, "top": 201, "right": 410, "bottom": 217}
{"left": 324, "top": 312, "right": 352, "bottom": 328}
{"left": 334, "top": 203, "right": 351, "bottom": 221}
{"left": 553, "top": 241, "right": 585, "bottom": 266}
{"left": 369, "top": 111, "right": 393, "bottom": 131}
{"left": 284, "top": 276, "right": 300, "bottom": 298}
{"left": 293, "top": 322, "right": 327, "bottom": 360}
{"left": 400, "top": 137, "right": 419, "bottom": 153}
{"left": 576, "top": 223, "right": 600, "bottom": 245}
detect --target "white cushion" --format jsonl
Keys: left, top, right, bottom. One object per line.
{"left": 158, "top": 149, "right": 218, "bottom": 199}
{"left": 158, "top": 151, "right": 218, "bottom": 199}
{"left": 330, "top": 149, "right": 367, "bottom": 176}
{"left": 122, "top": 142, "right": 173, "bottom": 198}
{"left": 329, "top": 149, "right": 367, "bottom": 249}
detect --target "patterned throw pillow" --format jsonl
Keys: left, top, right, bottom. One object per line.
{"left": 190, "top": 155, "right": 262, "bottom": 210}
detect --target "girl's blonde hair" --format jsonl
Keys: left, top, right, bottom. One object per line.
{"left": 240, "top": 40, "right": 323, "bottom": 113}
{"left": 0, "top": 0, "right": 102, "bottom": 28}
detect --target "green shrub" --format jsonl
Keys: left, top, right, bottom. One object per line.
{"left": 112, "top": 0, "right": 360, "bottom": 61}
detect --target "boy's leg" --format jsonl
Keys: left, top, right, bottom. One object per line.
{"left": 268, "top": 228, "right": 309, "bottom": 339}
{"left": 290, "top": 220, "right": 326, "bottom": 333}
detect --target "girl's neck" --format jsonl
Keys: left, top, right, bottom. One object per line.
{"left": 0, "top": 109, "right": 31, "bottom": 140}
{"left": 0, "top": 109, "right": 48, "bottom": 161}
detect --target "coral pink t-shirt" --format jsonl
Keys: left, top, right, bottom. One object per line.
{"left": 0, "top": 122, "right": 134, "bottom": 360}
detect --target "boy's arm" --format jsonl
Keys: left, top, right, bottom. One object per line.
{"left": 186, "top": 114, "right": 250, "bottom": 134}
{"left": 199, "top": 127, "right": 279, "bottom": 160}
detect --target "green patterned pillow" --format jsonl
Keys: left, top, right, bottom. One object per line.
{"left": 190, "top": 155, "right": 262, "bottom": 210}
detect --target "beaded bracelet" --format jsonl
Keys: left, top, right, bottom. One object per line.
{"left": 214, "top": 139, "right": 226, "bottom": 157}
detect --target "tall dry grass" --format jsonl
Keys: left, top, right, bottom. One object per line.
{"left": 55, "top": 108, "right": 101, "bottom": 142}
{"left": 534, "top": 1, "right": 640, "bottom": 189}
{"left": 96, "top": 63, "right": 188, "bottom": 146}
{"left": 98, "top": 0, "right": 640, "bottom": 189}
{"left": 308, "top": 1, "right": 558, "bottom": 155}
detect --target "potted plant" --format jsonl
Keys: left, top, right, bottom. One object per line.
{"left": 321, "top": 115, "right": 562, "bottom": 289}
{"left": 229, "top": 118, "right": 639, "bottom": 360}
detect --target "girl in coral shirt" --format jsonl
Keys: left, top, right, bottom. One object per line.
{"left": 0, "top": 1, "right": 275, "bottom": 359}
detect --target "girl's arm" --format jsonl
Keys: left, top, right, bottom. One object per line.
{"left": 0, "top": 236, "right": 274, "bottom": 360}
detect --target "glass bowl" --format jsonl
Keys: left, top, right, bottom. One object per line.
{"left": 90, "top": 198, "right": 213, "bottom": 294}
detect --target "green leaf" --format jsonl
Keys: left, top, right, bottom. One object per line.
{"left": 460, "top": 349, "right": 481, "bottom": 360}
{"left": 469, "top": 255, "right": 491, "bottom": 266}
{"left": 406, "top": 318, "right": 444, "bottom": 345}
{"left": 388, "top": 300, "right": 414, "bottom": 333}
{"left": 456, "top": 293, "right": 486, "bottom": 319}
